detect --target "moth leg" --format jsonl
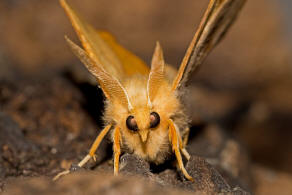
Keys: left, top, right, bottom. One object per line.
{"left": 181, "top": 148, "right": 191, "bottom": 161}
{"left": 113, "top": 126, "right": 121, "bottom": 175}
{"left": 168, "top": 119, "right": 193, "bottom": 181}
{"left": 53, "top": 124, "right": 112, "bottom": 181}
{"left": 176, "top": 128, "right": 191, "bottom": 160}
{"left": 180, "top": 127, "right": 191, "bottom": 161}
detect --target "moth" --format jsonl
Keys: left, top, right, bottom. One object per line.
{"left": 54, "top": 0, "right": 245, "bottom": 181}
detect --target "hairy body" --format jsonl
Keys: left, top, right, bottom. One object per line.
{"left": 104, "top": 76, "right": 188, "bottom": 164}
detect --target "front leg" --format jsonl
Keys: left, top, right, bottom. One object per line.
{"left": 113, "top": 126, "right": 121, "bottom": 175}
{"left": 53, "top": 124, "right": 112, "bottom": 181}
{"left": 168, "top": 119, "right": 193, "bottom": 181}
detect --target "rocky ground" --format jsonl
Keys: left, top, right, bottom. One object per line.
{"left": 1, "top": 0, "right": 292, "bottom": 194}
{"left": 0, "top": 73, "right": 252, "bottom": 194}
{"left": 0, "top": 66, "right": 291, "bottom": 195}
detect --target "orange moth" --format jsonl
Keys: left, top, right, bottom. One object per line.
{"left": 54, "top": 0, "right": 246, "bottom": 181}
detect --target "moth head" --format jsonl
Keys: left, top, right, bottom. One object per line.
{"left": 119, "top": 42, "right": 178, "bottom": 143}
{"left": 104, "top": 42, "right": 179, "bottom": 144}
{"left": 124, "top": 109, "right": 161, "bottom": 143}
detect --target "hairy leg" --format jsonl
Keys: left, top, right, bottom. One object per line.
{"left": 168, "top": 119, "right": 193, "bottom": 181}
{"left": 113, "top": 126, "right": 121, "bottom": 175}
{"left": 53, "top": 124, "right": 112, "bottom": 181}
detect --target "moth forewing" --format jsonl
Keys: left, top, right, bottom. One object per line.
{"left": 60, "top": 0, "right": 125, "bottom": 80}
{"left": 172, "top": 0, "right": 246, "bottom": 90}
{"left": 60, "top": 0, "right": 150, "bottom": 81}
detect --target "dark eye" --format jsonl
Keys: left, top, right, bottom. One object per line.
{"left": 150, "top": 112, "right": 160, "bottom": 128}
{"left": 126, "top": 115, "right": 138, "bottom": 131}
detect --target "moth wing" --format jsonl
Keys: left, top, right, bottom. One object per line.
{"left": 60, "top": 0, "right": 149, "bottom": 82}
{"left": 98, "top": 31, "right": 150, "bottom": 77}
{"left": 172, "top": 0, "right": 246, "bottom": 90}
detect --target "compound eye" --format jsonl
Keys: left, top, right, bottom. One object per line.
{"left": 126, "top": 115, "right": 138, "bottom": 131}
{"left": 150, "top": 112, "right": 160, "bottom": 128}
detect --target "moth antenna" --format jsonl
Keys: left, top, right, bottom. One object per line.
{"left": 147, "top": 41, "right": 165, "bottom": 107}
{"left": 65, "top": 36, "right": 133, "bottom": 111}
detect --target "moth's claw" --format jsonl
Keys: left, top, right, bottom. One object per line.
{"left": 185, "top": 174, "right": 194, "bottom": 182}
{"left": 53, "top": 164, "right": 83, "bottom": 181}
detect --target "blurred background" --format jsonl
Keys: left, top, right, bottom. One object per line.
{"left": 0, "top": 0, "right": 291, "bottom": 194}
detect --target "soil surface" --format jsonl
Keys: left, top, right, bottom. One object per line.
{"left": 0, "top": 73, "right": 251, "bottom": 194}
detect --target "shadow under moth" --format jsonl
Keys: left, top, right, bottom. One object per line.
{"left": 54, "top": 0, "right": 246, "bottom": 181}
